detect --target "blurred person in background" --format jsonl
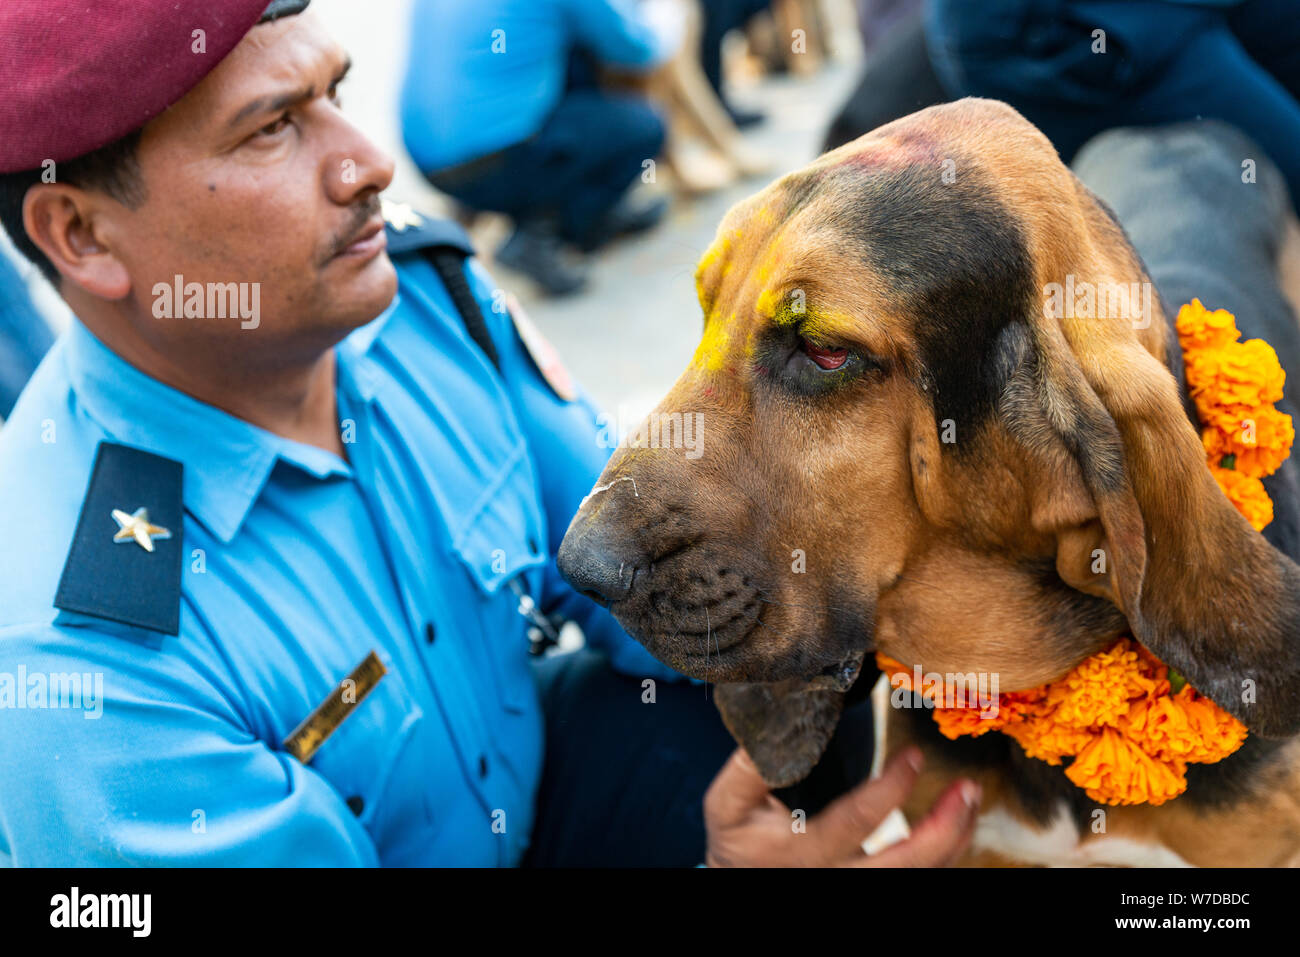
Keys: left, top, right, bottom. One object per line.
{"left": 823, "top": 2, "right": 943, "bottom": 151}
{"left": 926, "top": 0, "right": 1300, "bottom": 215}
{"left": 856, "top": 0, "right": 920, "bottom": 55}
{"left": 401, "top": 0, "right": 683, "bottom": 297}
{"left": 698, "top": 0, "right": 772, "bottom": 128}
{"left": 0, "top": 242, "right": 54, "bottom": 420}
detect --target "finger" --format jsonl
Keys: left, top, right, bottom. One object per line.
{"left": 860, "top": 778, "right": 980, "bottom": 868}
{"left": 809, "top": 747, "right": 923, "bottom": 860}
{"left": 930, "top": 782, "right": 981, "bottom": 867}
{"left": 703, "top": 748, "right": 774, "bottom": 828}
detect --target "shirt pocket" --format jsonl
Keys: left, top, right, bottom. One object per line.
{"left": 448, "top": 442, "right": 547, "bottom": 594}
{"left": 447, "top": 448, "right": 548, "bottom": 715}
{"left": 305, "top": 665, "right": 434, "bottom": 847}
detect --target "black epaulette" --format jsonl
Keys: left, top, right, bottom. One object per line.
{"left": 382, "top": 201, "right": 474, "bottom": 257}
{"left": 54, "top": 441, "right": 184, "bottom": 636}
{"left": 382, "top": 200, "right": 500, "bottom": 370}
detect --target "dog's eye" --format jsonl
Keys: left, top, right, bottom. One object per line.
{"left": 775, "top": 336, "right": 877, "bottom": 396}
{"left": 757, "top": 329, "right": 880, "bottom": 397}
{"left": 802, "top": 339, "right": 848, "bottom": 370}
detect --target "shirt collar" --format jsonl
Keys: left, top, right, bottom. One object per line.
{"left": 64, "top": 319, "right": 364, "bottom": 545}
{"left": 336, "top": 293, "right": 397, "bottom": 403}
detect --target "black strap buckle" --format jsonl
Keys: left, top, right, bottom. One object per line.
{"left": 508, "top": 577, "right": 563, "bottom": 656}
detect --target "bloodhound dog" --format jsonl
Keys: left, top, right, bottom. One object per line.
{"left": 557, "top": 99, "right": 1300, "bottom": 866}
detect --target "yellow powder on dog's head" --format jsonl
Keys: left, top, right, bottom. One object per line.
{"left": 691, "top": 312, "right": 733, "bottom": 371}
{"left": 796, "top": 306, "right": 857, "bottom": 344}
{"left": 694, "top": 235, "right": 733, "bottom": 313}
{"left": 764, "top": 292, "right": 857, "bottom": 344}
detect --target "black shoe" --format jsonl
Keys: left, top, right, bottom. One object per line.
{"left": 724, "top": 101, "right": 766, "bottom": 129}
{"left": 577, "top": 195, "right": 669, "bottom": 252}
{"left": 496, "top": 223, "right": 589, "bottom": 297}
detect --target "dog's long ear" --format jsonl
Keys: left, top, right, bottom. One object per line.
{"left": 1030, "top": 180, "right": 1300, "bottom": 737}
{"left": 714, "top": 681, "right": 844, "bottom": 788}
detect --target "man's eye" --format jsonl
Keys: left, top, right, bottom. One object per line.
{"left": 258, "top": 114, "right": 292, "bottom": 137}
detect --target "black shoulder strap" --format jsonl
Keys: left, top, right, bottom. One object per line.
{"left": 55, "top": 441, "right": 185, "bottom": 635}
{"left": 383, "top": 206, "right": 501, "bottom": 371}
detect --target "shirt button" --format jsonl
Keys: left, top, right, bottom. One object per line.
{"left": 346, "top": 795, "right": 365, "bottom": 817}
{"left": 478, "top": 756, "right": 489, "bottom": 779}
{"left": 425, "top": 622, "right": 437, "bottom": 645}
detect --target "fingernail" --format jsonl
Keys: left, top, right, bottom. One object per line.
{"left": 905, "top": 748, "right": 923, "bottom": 773}
{"left": 960, "top": 780, "right": 981, "bottom": 810}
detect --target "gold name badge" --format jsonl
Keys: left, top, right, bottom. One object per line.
{"left": 283, "top": 650, "right": 387, "bottom": 763}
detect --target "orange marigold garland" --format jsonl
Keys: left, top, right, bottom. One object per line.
{"left": 877, "top": 300, "right": 1287, "bottom": 806}
{"left": 878, "top": 639, "right": 1248, "bottom": 806}
{"left": 1179, "top": 298, "right": 1293, "bottom": 526}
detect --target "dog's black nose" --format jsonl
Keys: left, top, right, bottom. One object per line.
{"left": 557, "top": 520, "right": 637, "bottom": 604}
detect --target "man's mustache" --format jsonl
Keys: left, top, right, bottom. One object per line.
{"left": 320, "top": 197, "right": 384, "bottom": 263}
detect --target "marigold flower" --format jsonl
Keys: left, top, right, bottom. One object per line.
{"left": 934, "top": 706, "right": 1007, "bottom": 740}
{"left": 1004, "top": 717, "right": 1093, "bottom": 765}
{"left": 1209, "top": 466, "right": 1274, "bottom": 530}
{"left": 1204, "top": 426, "right": 1287, "bottom": 477}
{"left": 1000, "top": 689, "right": 1050, "bottom": 721}
{"left": 1176, "top": 299, "right": 1239, "bottom": 352}
{"left": 1173, "top": 687, "right": 1248, "bottom": 762}
{"left": 1201, "top": 405, "right": 1294, "bottom": 479}
{"left": 876, "top": 653, "right": 908, "bottom": 679}
{"left": 1044, "top": 639, "right": 1156, "bottom": 729}
{"left": 1184, "top": 348, "right": 1227, "bottom": 404}
{"left": 1065, "top": 728, "right": 1188, "bottom": 806}
{"left": 1121, "top": 694, "right": 1197, "bottom": 761}
{"left": 1187, "top": 338, "right": 1284, "bottom": 403}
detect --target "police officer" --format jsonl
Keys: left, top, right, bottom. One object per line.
{"left": 0, "top": 0, "right": 977, "bottom": 866}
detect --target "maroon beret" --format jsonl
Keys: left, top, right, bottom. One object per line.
{"left": 0, "top": 0, "right": 303, "bottom": 174}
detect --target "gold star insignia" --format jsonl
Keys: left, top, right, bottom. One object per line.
{"left": 381, "top": 198, "right": 425, "bottom": 233}
{"left": 112, "top": 507, "right": 171, "bottom": 553}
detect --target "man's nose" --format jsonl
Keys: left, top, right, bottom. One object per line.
{"left": 557, "top": 517, "right": 642, "bottom": 605}
{"left": 323, "top": 121, "right": 396, "bottom": 204}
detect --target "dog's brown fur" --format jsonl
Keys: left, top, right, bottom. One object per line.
{"left": 558, "top": 99, "right": 1300, "bottom": 865}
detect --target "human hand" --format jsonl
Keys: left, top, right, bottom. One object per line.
{"left": 703, "top": 746, "right": 980, "bottom": 867}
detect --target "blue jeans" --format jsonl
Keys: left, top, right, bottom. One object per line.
{"left": 429, "top": 88, "right": 665, "bottom": 248}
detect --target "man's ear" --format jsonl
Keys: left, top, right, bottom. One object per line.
{"left": 1029, "top": 181, "right": 1300, "bottom": 737}
{"left": 23, "top": 184, "right": 131, "bottom": 299}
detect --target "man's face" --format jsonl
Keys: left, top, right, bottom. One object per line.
{"left": 102, "top": 10, "right": 396, "bottom": 360}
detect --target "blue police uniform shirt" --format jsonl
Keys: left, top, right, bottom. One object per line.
{"left": 0, "top": 242, "right": 679, "bottom": 866}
